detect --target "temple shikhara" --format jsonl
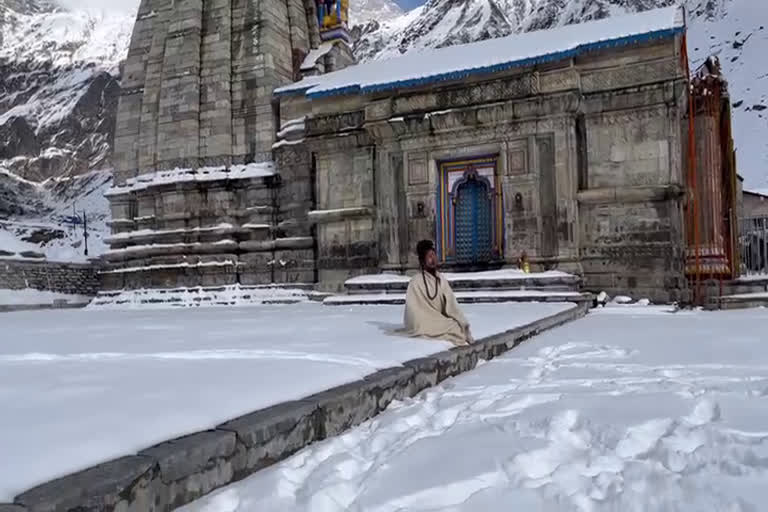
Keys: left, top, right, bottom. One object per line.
{"left": 105, "top": 1, "right": 739, "bottom": 304}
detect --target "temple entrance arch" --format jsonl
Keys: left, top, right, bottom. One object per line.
{"left": 436, "top": 156, "right": 503, "bottom": 265}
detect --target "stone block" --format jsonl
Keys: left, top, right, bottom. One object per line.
{"left": 304, "top": 380, "right": 381, "bottom": 438}
{"left": 138, "top": 430, "right": 236, "bottom": 483}
{"left": 138, "top": 430, "right": 236, "bottom": 509}
{"left": 15, "top": 456, "right": 158, "bottom": 512}
{"left": 218, "top": 400, "right": 318, "bottom": 478}
{"left": 363, "top": 366, "right": 417, "bottom": 405}
{"left": 0, "top": 505, "right": 27, "bottom": 512}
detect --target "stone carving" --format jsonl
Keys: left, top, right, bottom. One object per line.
{"left": 508, "top": 149, "right": 527, "bottom": 175}
{"left": 588, "top": 105, "right": 669, "bottom": 126}
{"left": 408, "top": 157, "right": 428, "bottom": 185}
{"left": 581, "top": 59, "right": 680, "bottom": 93}
{"left": 306, "top": 111, "right": 365, "bottom": 136}
{"left": 434, "top": 74, "right": 536, "bottom": 110}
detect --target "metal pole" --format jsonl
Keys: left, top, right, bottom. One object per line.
{"left": 83, "top": 211, "right": 89, "bottom": 257}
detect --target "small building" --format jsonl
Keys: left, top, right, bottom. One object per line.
{"left": 106, "top": 2, "right": 739, "bottom": 303}
{"left": 740, "top": 189, "right": 768, "bottom": 274}
{"left": 743, "top": 190, "right": 768, "bottom": 219}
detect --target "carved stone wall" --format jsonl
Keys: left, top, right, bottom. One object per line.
{"left": 298, "top": 35, "right": 689, "bottom": 297}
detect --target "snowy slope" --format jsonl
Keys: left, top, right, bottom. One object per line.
{"left": 686, "top": 0, "right": 768, "bottom": 191}
{"left": 0, "top": 0, "right": 133, "bottom": 181}
{"left": 0, "top": 169, "right": 112, "bottom": 262}
{"left": 355, "top": 0, "right": 767, "bottom": 189}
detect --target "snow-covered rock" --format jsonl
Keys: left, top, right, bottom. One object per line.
{"left": 0, "top": 0, "right": 133, "bottom": 181}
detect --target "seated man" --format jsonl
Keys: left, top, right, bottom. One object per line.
{"left": 401, "top": 240, "right": 474, "bottom": 346}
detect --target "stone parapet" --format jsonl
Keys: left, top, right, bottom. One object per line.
{"left": 0, "top": 259, "right": 100, "bottom": 298}
{"left": 7, "top": 303, "right": 588, "bottom": 512}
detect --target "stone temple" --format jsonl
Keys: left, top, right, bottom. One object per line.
{"left": 105, "top": 2, "right": 739, "bottom": 303}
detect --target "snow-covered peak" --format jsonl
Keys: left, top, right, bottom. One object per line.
{"left": 349, "top": 0, "right": 404, "bottom": 27}
{"left": 0, "top": 1, "right": 134, "bottom": 73}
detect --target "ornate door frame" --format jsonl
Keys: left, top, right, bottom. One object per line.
{"left": 435, "top": 155, "right": 503, "bottom": 263}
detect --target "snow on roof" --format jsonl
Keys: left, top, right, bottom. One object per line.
{"left": 276, "top": 6, "right": 685, "bottom": 99}
{"left": 301, "top": 42, "right": 336, "bottom": 71}
{"left": 744, "top": 188, "right": 768, "bottom": 198}
{"left": 105, "top": 162, "right": 276, "bottom": 196}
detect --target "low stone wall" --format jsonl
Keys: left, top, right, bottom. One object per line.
{"left": 0, "top": 259, "right": 100, "bottom": 299}
{"left": 1, "top": 302, "right": 589, "bottom": 512}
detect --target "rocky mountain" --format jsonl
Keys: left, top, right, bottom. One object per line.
{"left": 0, "top": 0, "right": 133, "bottom": 182}
{"left": 354, "top": 0, "right": 767, "bottom": 189}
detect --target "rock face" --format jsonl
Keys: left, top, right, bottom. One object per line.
{"left": 0, "top": 0, "right": 133, "bottom": 181}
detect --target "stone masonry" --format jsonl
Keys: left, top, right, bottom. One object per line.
{"left": 107, "top": 5, "right": 735, "bottom": 302}
{"left": 278, "top": 35, "right": 692, "bottom": 301}
{"left": 105, "top": 0, "right": 349, "bottom": 289}
{"left": 0, "top": 259, "right": 100, "bottom": 298}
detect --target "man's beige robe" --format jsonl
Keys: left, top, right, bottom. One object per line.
{"left": 401, "top": 271, "right": 473, "bottom": 346}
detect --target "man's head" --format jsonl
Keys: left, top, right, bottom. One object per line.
{"left": 417, "top": 239, "right": 438, "bottom": 272}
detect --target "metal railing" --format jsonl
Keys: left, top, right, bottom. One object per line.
{"left": 740, "top": 215, "right": 768, "bottom": 274}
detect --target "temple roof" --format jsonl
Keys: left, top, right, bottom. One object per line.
{"left": 276, "top": 6, "right": 686, "bottom": 99}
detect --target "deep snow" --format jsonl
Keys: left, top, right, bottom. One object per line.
{"left": 0, "top": 302, "right": 572, "bottom": 500}
{"left": 184, "top": 305, "right": 768, "bottom": 512}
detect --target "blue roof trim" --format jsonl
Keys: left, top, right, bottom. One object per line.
{"left": 305, "top": 26, "right": 685, "bottom": 99}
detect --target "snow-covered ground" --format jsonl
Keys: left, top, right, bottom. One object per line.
{"left": 0, "top": 288, "right": 91, "bottom": 306}
{"left": 184, "top": 305, "right": 768, "bottom": 512}
{"left": 0, "top": 302, "right": 572, "bottom": 501}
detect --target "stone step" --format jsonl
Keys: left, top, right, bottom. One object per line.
{"left": 715, "top": 292, "right": 768, "bottom": 310}
{"left": 344, "top": 270, "right": 581, "bottom": 294}
{"left": 90, "top": 284, "right": 324, "bottom": 309}
{"left": 324, "top": 290, "right": 593, "bottom": 306}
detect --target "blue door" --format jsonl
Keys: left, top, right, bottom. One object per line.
{"left": 454, "top": 177, "right": 493, "bottom": 263}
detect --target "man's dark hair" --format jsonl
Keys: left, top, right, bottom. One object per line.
{"left": 416, "top": 239, "right": 435, "bottom": 264}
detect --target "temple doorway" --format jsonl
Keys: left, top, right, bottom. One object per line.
{"left": 436, "top": 156, "right": 503, "bottom": 266}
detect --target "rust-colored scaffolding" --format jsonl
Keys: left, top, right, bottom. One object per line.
{"left": 682, "top": 37, "right": 739, "bottom": 305}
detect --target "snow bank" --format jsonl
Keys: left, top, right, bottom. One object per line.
{"left": 0, "top": 288, "right": 91, "bottom": 306}
{"left": 0, "top": 302, "right": 570, "bottom": 500}
{"left": 277, "top": 6, "right": 684, "bottom": 98}
{"left": 184, "top": 306, "right": 768, "bottom": 512}
{"left": 106, "top": 163, "right": 276, "bottom": 196}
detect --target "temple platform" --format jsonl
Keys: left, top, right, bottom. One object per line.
{"left": 324, "top": 269, "right": 592, "bottom": 306}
